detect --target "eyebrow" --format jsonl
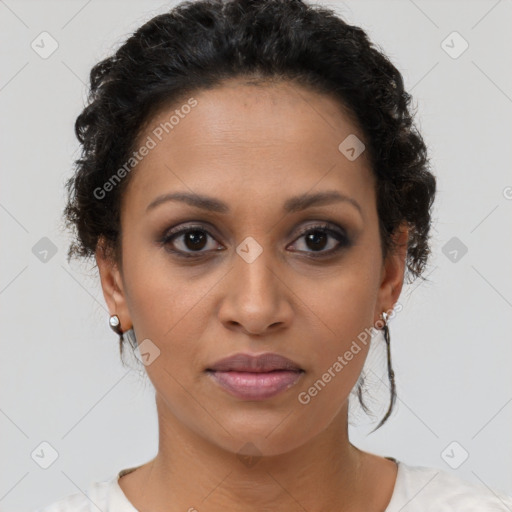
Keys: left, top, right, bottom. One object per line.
{"left": 146, "top": 190, "right": 362, "bottom": 215}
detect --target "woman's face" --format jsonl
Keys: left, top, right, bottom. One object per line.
{"left": 97, "top": 78, "right": 406, "bottom": 456}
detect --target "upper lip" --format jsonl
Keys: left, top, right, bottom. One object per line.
{"left": 206, "top": 352, "right": 303, "bottom": 372}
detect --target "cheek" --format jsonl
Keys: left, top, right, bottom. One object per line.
{"left": 304, "top": 250, "right": 380, "bottom": 342}
{"left": 124, "top": 274, "right": 211, "bottom": 368}
{"left": 121, "top": 235, "right": 209, "bottom": 335}
{"left": 120, "top": 244, "right": 228, "bottom": 399}
{"left": 295, "top": 248, "right": 381, "bottom": 384}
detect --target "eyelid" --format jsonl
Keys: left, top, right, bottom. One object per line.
{"left": 293, "top": 221, "right": 347, "bottom": 238}
{"left": 161, "top": 220, "right": 346, "bottom": 243}
{"left": 160, "top": 220, "right": 225, "bottom": 244}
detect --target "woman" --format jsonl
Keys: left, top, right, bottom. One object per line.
{"left": 37, "top": 0, "right": 512, "bottom": 510}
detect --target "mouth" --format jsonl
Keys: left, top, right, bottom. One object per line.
{"left": 205, "top": 352, "right": 305, "bottom": 400}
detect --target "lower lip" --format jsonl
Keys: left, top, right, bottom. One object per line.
{"left": 207, "top": 370, "right": 304, "bottom": 400}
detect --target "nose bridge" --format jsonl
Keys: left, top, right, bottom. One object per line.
{"left": 217, "top": 232, "right": 290, "bottom": 334}
{"left": 233, "top": 234, "right": 279, "bottom": 303}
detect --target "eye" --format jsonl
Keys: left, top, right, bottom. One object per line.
{"left": 159, "top": 222, "right": 351, "bottom": 259}
{"left": 160, "top": 225, "right": 223, "bottom": 258}
{"left": 288, "top": 223, "right": 350, "bottom": 257}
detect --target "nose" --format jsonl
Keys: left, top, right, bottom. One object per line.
{"left": 217, "top": 244, "right": 293, "bottom": 336}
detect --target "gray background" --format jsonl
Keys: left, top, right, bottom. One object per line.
{"left": 1, "top": 0, "right": 511, "bottom": 510}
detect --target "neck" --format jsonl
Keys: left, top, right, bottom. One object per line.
{"left": 133, "top": 394, "right": 372, "bottom": 512}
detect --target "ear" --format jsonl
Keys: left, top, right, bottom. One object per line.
{"left": 374, "top": 222, "right": 409, "bottom": 325}
{"left": 95, "top": 236, "right": 132, "bottom": 332}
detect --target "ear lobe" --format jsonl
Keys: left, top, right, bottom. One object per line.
{"left": 95, "top": 236, "right": 132, "bottom": 331}
{"left": 375, "top": 222, "right": 409, "bottom": 319}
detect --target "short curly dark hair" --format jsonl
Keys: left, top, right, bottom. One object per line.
{"left": 63, "top": 0, "right": 436, "bottom": 430}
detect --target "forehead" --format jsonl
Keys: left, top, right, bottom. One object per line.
{"left": 124, "top": 79, "right": 375, "bottom": 217}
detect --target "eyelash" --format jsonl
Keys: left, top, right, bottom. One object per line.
{"left": 159, "top": 222, "right": 351, "bottom": 260}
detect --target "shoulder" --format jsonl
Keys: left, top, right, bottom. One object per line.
{"left": 387, "top": 461, "right": 512, "bottom": 511}
{"left": 33, "top": 479, "right": 113, "bottom": 512}
{"left": 34, "top": 465, "right": 141, "bottom": 512}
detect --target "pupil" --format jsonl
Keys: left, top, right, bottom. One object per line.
{"left": 185, "top": 230, "right": 207, "bottom": 250}
{"left": 307, "top": 231, "right": 327, "bottom": 251}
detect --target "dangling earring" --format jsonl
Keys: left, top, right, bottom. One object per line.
{"left": 371, "top": 311, "right": 397, "bottom": 432}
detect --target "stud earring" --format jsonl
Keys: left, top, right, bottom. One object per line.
{"left": 109, "top": 314, "right": 122, "bottom": 335}
{"left": 108, "top": 314, "right": 138, "bottom": 352}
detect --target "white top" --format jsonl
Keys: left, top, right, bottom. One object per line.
{"left": 35, "top": 460, "right": 512, "bottom": 511}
